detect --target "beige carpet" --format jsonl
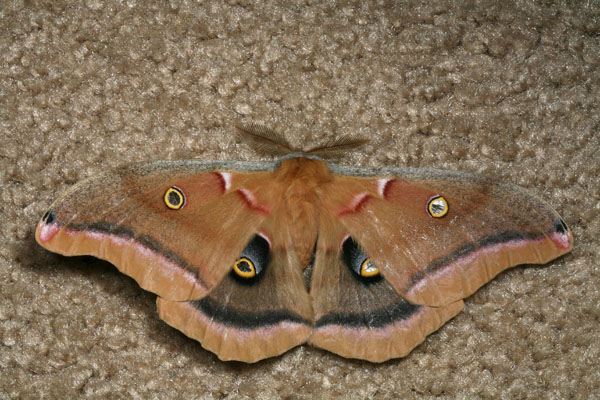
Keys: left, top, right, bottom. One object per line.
{"left": 1, "top": 0, "right": 598, "bottom": 398}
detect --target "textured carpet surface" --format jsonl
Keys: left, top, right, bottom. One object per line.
{"left": 1, "top": 1, "right": 598, "bottom": 398}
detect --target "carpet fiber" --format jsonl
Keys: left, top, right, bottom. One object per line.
{"left": 1, "top": 1, "right": 598, "bottom": 398}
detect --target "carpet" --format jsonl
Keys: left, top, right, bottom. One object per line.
{"left": 1, "top": 0, "right": 598, "bottom": 398}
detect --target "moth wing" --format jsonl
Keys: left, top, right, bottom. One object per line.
{"left": 308, "top": 212, "right": 463, "bottom": 362}
{"left": 157, "top": 209, "right": 313, "bottom": 363}
{"left": 35, "top": 160, "right": 279, "bottom": 301}
{"left": 325, "top": 165, "right": 573, "bottom": 306}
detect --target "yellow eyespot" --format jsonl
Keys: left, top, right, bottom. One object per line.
{"left": 164, "top": 187, "right": 185, "bottom": 210}
{"left": 360, "top": 258, "right": 380, "bottom": 277}
{"left": 427, "top": 195, "right": 448, "bottom": 218}
{"left": 233, "top": 257, "right": 256, "bottom": 278}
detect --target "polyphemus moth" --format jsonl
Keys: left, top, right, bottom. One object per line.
{"left": 35, "top": 126, "right": 573, "bottom": 363}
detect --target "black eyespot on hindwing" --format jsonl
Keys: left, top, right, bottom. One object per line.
{"left": 341, "top": 236, "right": 381, "bottom": 281}
{"left": 231, "top": 234, "right": 271, "bottom": 283}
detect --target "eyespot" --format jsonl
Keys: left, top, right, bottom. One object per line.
{"left": 164, "top": 186, "right": 185, "bottom": 210}
{"left": 233, "top": 257, "right": 256, "bottom": 278}
{"left": 231, "top": 234, "right": 271, "bottom": 281}
{"left": 360, "top": 258, "right": 380, "bottom": 278}
{"left": 427, "top": 195, "right": 448, "bottom": 218}
{"left": 341, "top": 236, "right": 381, "bottom": 279}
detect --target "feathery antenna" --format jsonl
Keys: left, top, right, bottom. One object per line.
{"left": 306, "top": 136, "right": 370, "bottom": 157}
{"left": 234, "top": 123, "right": 297, "bottom": 155}
{"left": 235, "top": 122, "right": 369, "bottom": 157}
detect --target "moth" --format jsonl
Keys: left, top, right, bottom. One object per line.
{"left": 35, "top": 126, "right": 573, "bottom": 363}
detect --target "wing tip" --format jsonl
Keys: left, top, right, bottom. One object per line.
{"left": 36, "top": 211, "right": 61, "bottom": 245}
{"left": 550, "top": 217, "right": 573, "bottom": 251}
